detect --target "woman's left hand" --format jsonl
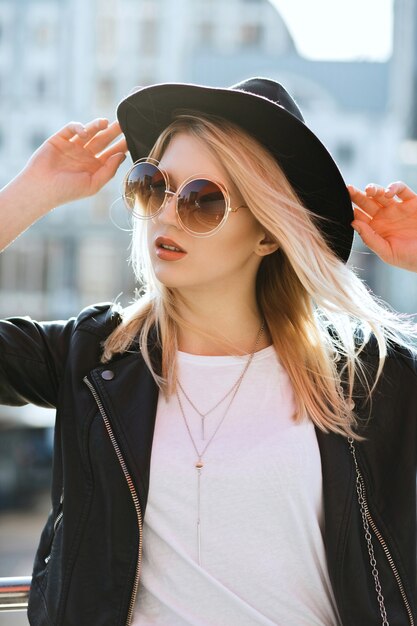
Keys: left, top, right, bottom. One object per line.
{"left": 348, "top": 181, "right": 417, "bottom": 272}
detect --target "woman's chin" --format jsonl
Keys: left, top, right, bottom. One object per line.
{"left": 152, "top": 266, "right": 189, "bottom": 289}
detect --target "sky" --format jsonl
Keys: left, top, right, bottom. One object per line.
{"left": 270, "top": 0, "right": 394, "bottom": 61}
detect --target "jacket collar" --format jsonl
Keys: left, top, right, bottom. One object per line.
{"left": 89, "top": 350, "right": 159, "bottom": 515}
{"left": 315, "top": 427, "right": 355, "bottom": 599}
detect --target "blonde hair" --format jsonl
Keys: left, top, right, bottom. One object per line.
{"left": 103, "top": 112, "right": 416, "bottom": 439}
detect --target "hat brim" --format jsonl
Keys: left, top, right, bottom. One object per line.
{"left": 117, "top": 83, "right": 354, "bottom": 262}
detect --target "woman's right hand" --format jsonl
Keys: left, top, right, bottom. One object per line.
{"left": 22, "top": 118, "right": 127, "bottom": 208}
{"left": 0, "top": 118, "right": 128, "bottom": 252}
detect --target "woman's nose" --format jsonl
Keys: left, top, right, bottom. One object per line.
{"left": 156, "top": 191, "right": 180, "bottom": 229}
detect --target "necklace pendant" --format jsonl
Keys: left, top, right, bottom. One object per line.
{"left": 195, "top": 459, "right": 204, "bottom": 469}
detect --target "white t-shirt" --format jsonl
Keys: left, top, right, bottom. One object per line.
{"left": 133, "top": 345, "right": 341, "bottom": 626}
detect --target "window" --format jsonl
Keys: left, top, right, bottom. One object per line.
{"left": 0, "top": 242, "right": 47, "bottom": 293}
{"left": 78, "top": 238, "right": 120, "bottom": 302}
{"left": 240, "top": 23, "right": 263, "bottom": 47}
{"left": 97, "top": 77, "right": 115, "bottom": 107}
{"left": 200, "top": 21, "right": 214, "bottom": 46}
{"left": 33, "top": 22, "right": 55, "bottom": 48}
{"left": 97, "top": 17, "right": 116, "bottom": 56}
{"left": 140, "top": 20, "right": 158, "bottom": 56}
{"left": 35, "top": 75, "right": 47, "bottom": 99}
{"left": 335, "top": 143, "right": 355, "bottom": 167}
{"left": 92, "top": 190, "right": 113, "bottom": 222}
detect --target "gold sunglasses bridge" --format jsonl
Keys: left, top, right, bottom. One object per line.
{"left": 159, "top": 188, "right": 176, "bottom": 210}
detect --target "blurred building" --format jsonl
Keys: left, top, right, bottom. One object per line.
{"left": 0, "top": 0, "right": 416, "bottom": 318}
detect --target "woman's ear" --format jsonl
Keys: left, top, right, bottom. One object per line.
{"left": 256, "top": 234, "right": 280, "bottom": 257}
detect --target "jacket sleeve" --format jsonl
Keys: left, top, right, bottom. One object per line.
{"left": 0, "top": 314, "right": 78, "bottom": 408}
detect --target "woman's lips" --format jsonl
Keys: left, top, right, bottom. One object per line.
{"left": 154, "top": 236, "right": 187, "bottom": 261}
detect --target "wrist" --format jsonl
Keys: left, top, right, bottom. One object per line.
{"left": 0, "top": 167, "right": 55, "bottom": 251}
{"left": 16, "top": 165, "right": 56, "bottom": 215}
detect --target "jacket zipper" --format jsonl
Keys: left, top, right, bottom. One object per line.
{"left": 349, "top": 439, "right": 414, "bottom": 626}
{"left": 83, "top": 376, "right": 143, "bottom": 626}
{"left": 45, "top": 491, "right": 64, "bottom": 564}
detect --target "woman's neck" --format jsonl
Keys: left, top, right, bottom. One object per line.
{"left": 174, "top": 287, "right": 271, "bottom": 356}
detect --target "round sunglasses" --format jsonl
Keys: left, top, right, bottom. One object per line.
{"left": 122, "top": 158, "right": 246, "bottom": 237}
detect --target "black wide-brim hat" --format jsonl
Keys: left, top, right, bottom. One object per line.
{"left": 117, "top": 77, "right": 354, "bottom": 262}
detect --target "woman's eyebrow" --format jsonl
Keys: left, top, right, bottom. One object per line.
{"left": 160, "top": 166, "right": 179, "bottom": 190}
{"left": 161, "top": 166, "right": 227, "bottom": 190}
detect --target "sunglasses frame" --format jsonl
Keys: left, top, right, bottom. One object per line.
{"left": 122, "top": 157, "right": 246, "bottom": 238}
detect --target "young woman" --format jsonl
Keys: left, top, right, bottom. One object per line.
{"left": 0, "top": 77, "right": 416, "bottom": 626}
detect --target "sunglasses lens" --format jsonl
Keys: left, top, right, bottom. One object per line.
{"left": 123, "top": 162, "right": 166, "bottom": 217}
{"left": 177, "top": 179, "right": 227, "bottom": 234}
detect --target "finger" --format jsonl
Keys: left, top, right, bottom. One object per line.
{"left": 70, "top": 118, "right": 109, "bottom": 146}
{"left": 55, "top": 121, "right": 88, "bottom": 141}
{"left": 352, "top": 220, "right": 391, "bottom": 260}
{"left": 385, "top": 181, "right": 417, "bottom": 201}
{"left": 90, "top": 152, "right": 127, "bottom": 193}
{"left": 347, "top": 185, "right": 381, "bottom": 217}
{"left": 84, "top": 121, "right": 125, "bottom": 155}
{"left": 365, "top": 183, "right": 393, "bottom": 207}
{"left": 98, "top": 136, "right": 128, "bottom": 160}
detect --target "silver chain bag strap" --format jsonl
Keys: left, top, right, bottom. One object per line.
{"left": 348, "top": 437, "right": 390, "bottom": 626}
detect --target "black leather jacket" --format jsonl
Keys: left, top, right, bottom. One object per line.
{"left": 0, "top": 303, "right": 416, "bottom": 626}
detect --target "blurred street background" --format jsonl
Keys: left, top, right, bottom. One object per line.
{"left": 0, "top": 0, "right": 416, "bottom": 623}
